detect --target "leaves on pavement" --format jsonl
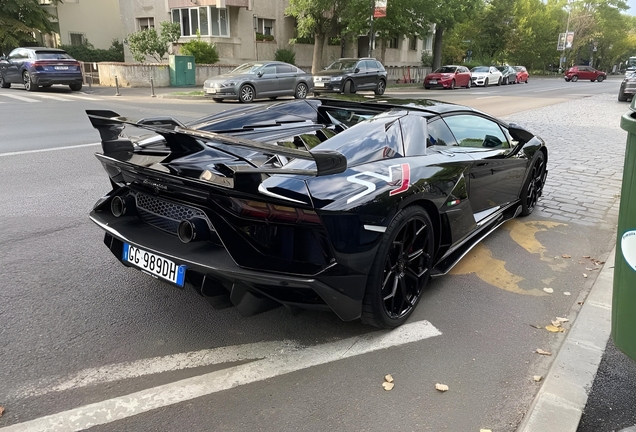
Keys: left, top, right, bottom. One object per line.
{"left": 533, "top": 375, "right": 543, "bottom": 382}
{"left": 0, "top": 406, "right": 4, "bottom": 417}
{"left": 562, "top": 254, "right": 571, "bottom": 258}
{"left": 536, "top": 348, "right": 552, "bottom": 356}
{"left": 384, "top": 374, "right": 394, "bottom": 383}
{"left": 382, "top": 381, "right": 395, "bottom": 391}
{"left": 435, "top": 383, "right": 449, "bottom": 392}
{"left": 543, "top": 287, "right": 554, "bottom": 294}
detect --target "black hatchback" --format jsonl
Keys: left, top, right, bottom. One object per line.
{"left": 0, "top": 47, "right": 83, "bottom": 92}
{"left": 313, "top": 58, "right": 387, "bottom": 96}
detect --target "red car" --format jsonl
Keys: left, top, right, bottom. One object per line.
{"left": 512, "top": 66, "right": 529, "bottom": 84}
{"left": 424, "top": 65, "right": 472, "bottom": 89}
{"left": 564, "top": 66, "right": 606, "bottom": 82}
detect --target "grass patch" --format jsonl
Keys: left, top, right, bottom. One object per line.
{"left": 170, "top": 91, "right": 205, "bottom": 96}
{"left": 387, "top": 82, "right": 423, "bottom": 89}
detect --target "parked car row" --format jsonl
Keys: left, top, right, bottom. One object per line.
{"left": 423, "top": 65, "right": 529, "bottom": 90}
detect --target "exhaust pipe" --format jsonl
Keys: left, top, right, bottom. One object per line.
{"left": 111, "top": 195, "right": 136, "bottom": 217}
{"left": 178, "top": 217, "right": 210, "bottom": 243}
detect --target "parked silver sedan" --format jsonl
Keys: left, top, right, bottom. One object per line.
{"left": 203, "top": 61, "right": 313, "bottom": 103}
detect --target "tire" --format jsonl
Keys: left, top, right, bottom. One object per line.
{"left": 238, "top": 84, "right": 255, "bottom": 103}
{"left": 597, "top": 76, "right": 605, "bottom": 82}
{"left": 42, "top": 84, "right": 53, "bottom": 88}
{"left": 343, "top": 80, "right": 353, "bottom": 94}
{"left": 466, "top": 79, "right": 471, "bottom": 89}
{"left": 496, "top": 77, "right": 502, "bottom": 86}
{"left": 484, "top": 78, "right": 489, "bottom": 88}
{"left": 504, "top": 77, "right": 508, "bottom": 85}
{"left": 69, "top": 82, "right": 82, "bottom": 91}
{"left": 23, "top": 71, "right": 37, "bottom": 92}
{"left": 525, "top": 77, "right": 528, "bottom": 83}
{"left": 0, "top": 73, "right": 9, "bottom": 89}
{"left": 269, "top": 96, "right": 278, "bottom": 100}
{"left": 212, "top": 98, "right": 223, "bottom": 103}
{"left": 424, "top": 85, "right": 430, "bottom": 90}
{"left": 361, "top": 206, "right": 435, "bottom": 329}
{"left": 619, "top": 89, "right": 629, "bottom": 102}
{"left": 374, "top": 79, "right": 386, "bottom": 95}
{"left": 571, "top": 75, "right": 578, "bottom": 82}
{"left": 294, "top": 82, "right": 308, "bottom": 99}
{"left": 449, "top": 79, "right": 455, "bottom": 90}
{"left": 564, "top": 77, "right": 570, "bottom": 82}
{"left": 520, "top": 151, "right": 546, "bottom": 216}
{"left": 313, "top": 92, "right": 321, "bottom": 97}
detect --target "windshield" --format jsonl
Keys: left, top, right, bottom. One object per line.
{"left": 434, "top": 67, "right": 457, "bottom": 73}
{"left": 496, "top": 66, "right": 507, "bottom": 72}
{"left": 326, "top": 60, "right": 357, "bottom": 71}
{"left": 472, "top": 66, "right": 489, "bottom": 72}
{"left": 231, "top": 63, "right": 263, "bottom": 74}
{"left": 513, "top": 66, "right": 523, "bottom": 72}
{"left": 35, "top": 51, "right": 72, "bottom": 60}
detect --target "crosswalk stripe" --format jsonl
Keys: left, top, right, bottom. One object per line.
{"left": 0, "top": 94, "right": 41, "bottom": 103}
{"left": 69, "top": 94, "right": 100, "bottom": 101}
{"left": 30, "top": 94, "right": 72, "bottom": 102}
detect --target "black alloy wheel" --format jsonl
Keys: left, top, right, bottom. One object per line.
{"left": 520, "top": 152, "right": 546, "bottom": 216}
{"left": 374, "top": 80, "right": 386, "bottom": 95}
{"left": 23, "top": 71, "right": 37, "bottom": 92}
{"left": 239, "top": 84, "right": 255, "bottom": 103}
{"left": 0, "top": 73, "right": 9, "bottom": 89}
{"left": 361, "top": 206, "right": 435, "bottom": 328}
{"left": 571, "top": 75, "right": 579, "bottom": 82}
{"left": 294, "top": 82, "right": 308, "bottom": 99}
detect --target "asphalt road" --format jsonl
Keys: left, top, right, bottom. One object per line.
{"left": 0, "top": 76, "right": 628, "bottom": 432}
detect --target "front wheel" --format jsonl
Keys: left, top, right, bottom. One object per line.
{"left": 374, "top": 80, "right": 386, "bottom": 95}
{"left": 496, "top": 77, "right": 502, "bottom": 86}
{"left": 238, "top": 84, "right": 255, "bottom": 103}
{"left": 0, "top": 73, "right": 10, "bottom": 89}
{"left": 484, "top": 78, "right": 489, "bottom": 88}
{"left": 343, "top": 80, "right": 353, "bottom": 94}
{"left": 597, "top": 76, "right": 605, "bottom": 82}
{"left": 361, "top": 206, "right": 435, "bottom": 329}
{"left": 294, "top": 82, "right": 308, "bottom": 99}
{"left": 449, "top": 79, "right": 455, "bottom": 90}
{"left": 23, "top": 71, "right": 37, "bottom": 92}
{"left": 571, "top": 75, "right": 579, "bottom": 82}
{"left": 520, "top": 152, "right": 547, "bottom": 216}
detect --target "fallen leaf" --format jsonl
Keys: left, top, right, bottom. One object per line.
{"left": 480, "top": 429, "right": 493, "bottom": 432}
{"left": 551, "top": 320, "right": 562, "bottom": 327}
{"left": 586, "top": 267, "right": 594, "bottom": 271}
{"left": 382, "top": 382, "right": 394, "bottom": 391}
{"left": 546, "top": 325, "right": 565, "bottom": 333}
{"left": 533, "top": 375, "right": 543, "bottom": 382}
{"left": 562, "top": 254, "right": 572, "bottom": 258}
{"left": 0, "top": 406, "right": 4, "bottom": 417}
{"left": 583, "top": 273, "right": 588, "bottom": 278}
{"left": 582, "top": 255, "right": 590, "bottom": 258}
{"left": 435, "top": 383, "right": 449, "bottom": 392}
{"left": 556, "top": 317, "right": 569, "bottom": 323}
{"left": 536, "top": 348, "right": 552, "bottom": 356}
{"left": 384, "top": 374, "right": 394, "bottom": 383}
{"left": 530, "top": 324, "right": 543, "bottom": 329}
{"left": 564, "top": 292, "right": 571, "bottom": 296}
{"left": 543, "top": 287, "right": 554, "bottom": 293}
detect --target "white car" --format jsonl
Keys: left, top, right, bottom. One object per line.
{"left": 470, "top": 66, "right": 503, "bottom": 87}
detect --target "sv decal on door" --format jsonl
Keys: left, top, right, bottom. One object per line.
{"left": 346, "top": 163, "right": 411, "bottom": 204}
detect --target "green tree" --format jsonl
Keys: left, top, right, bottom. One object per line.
{"left": 0, "top": 0, "right": 57, "bottom": 53}
{"left": 127, "top": 21, "right": 181, "bottom": 63}
{"left": 180, "top": 31, "right": 219, "bottom": 64}
{"left": 286, "top": 0, "right": 351, "bottom": 73}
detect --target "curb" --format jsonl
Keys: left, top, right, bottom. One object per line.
{"left": 516, "top": 247, "right": 615, "bottom": 432}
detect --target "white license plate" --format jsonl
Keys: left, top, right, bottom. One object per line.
{"left": 315, "top": 82, "right": 325, "bottom": 87}
{"left": 122, "top": 243, "right": 186, "bottom": 287}
{"left": 206, "top": 89, "right": 217, "bottom": 94}
{"left": 430, "top": 80, "right": 437, "bottom": 84}
{"left": 55, "top": 66, "right": 69, "bottom": 70}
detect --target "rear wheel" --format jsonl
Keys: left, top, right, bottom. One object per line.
{"left": 361, "top": 206, "right": 435, "bottom": 329}
{"left": 571, "top": 75, "right": 579, "bottom": 82}
{"left": 374, "top": 79, "right": 386, "bottom": 95}
{"left": 23, "top": 71, "right": 37, "bottom": 92}
{"left": 520, "top": 152, "right": 546, "bottom": 216}
{"left": 69, "top": 83, "right": 82, "bottom": 91}
{"left": 212, "top": 98, "right": 223, "bottom": 103}
{"left": 294, "top": 82, "right": 308, "bottom": 99}
{"left": 424, "top": 85, "right": 431, "bottom": 90}
{"left": 619, "top": 89, "right": 629, "bottom": 102}
{"left": 597, "top": 75, "right": 605, "bottom": 82}
{"left": 0, "top": 73, "right": 9, "bottom": 88}
{"left": 313, "top": 92, "right": 321, "bottom": 97}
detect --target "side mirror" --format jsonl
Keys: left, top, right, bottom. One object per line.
{"left": 0, "top": 56, "right": 6, "bottom": 61}
{"left": 354, "top": 68, "right": 360, "bottom": 73}
{"left": 257, "top": 70, "right": 264, "bottom": 77}
{"left": 508, "top": 123, "right": 534, "bottom": 146}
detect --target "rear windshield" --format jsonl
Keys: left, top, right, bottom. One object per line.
{"left": 434, "top": 67, "right": 457, "bottom": 73}
{"left": 35, "top": 51, "right": 73, "bottom": 60}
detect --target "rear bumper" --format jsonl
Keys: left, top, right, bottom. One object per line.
{"left": 89, "top": 208, "right": 365, "bottom": 321}
{"left": 31, "top": 71, "right": 83, "bottom": 85}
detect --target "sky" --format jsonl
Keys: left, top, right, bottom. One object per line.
{"left": 629, "top": 0, "right": 636, "bottom": 15}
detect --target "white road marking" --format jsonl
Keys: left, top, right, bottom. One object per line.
{"left": 0, "top": 143, "right": 100, "bottom": 157}
{"left": 15, "top": 340, "right": 303, "bottom": 398}
{"left": 533, "top": 86, "right": 572, "bottom": 93}
{"left": 30, "top": 94, "right": 72, "bottom": 102}
{"left": 0, "top": 320, "right": 441, "bottom": 432}
{"left": 0, "top": 94, "right": 41, "bottom": 103}
{"left": 69, "top": 94, "right": 100, "bottom": 101}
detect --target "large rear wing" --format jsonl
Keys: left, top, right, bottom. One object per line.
{"left": 86, "top": 110, "right": 347, "bottom": 177}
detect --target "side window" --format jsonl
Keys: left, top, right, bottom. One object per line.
{"left": 427, "top": 118, "right": 458, "bottom": 147}
{"left": 443, "top": 114, "right": 510, "bottom": 149}
{"left": 356, "top": 61, "right": 366, "bottom": 71}
{"left": 261, "top": 65, "right": 276, "bottom": 75}
{"left": 364, "top": 60, "right": 376, "bottom": 70}
{"left": 276, "top": 65, "right": 293, "bottom": 74}
{"left": 375, "top": 61, "right": 385, "bottom": 70}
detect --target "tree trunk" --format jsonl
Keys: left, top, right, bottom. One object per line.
{"left": 380, "top": 39, "right": 387, "bottom": 64}
{"left": 433, "top": 24, "right": 444, "bottom": 70}
{"left": 312, "top": 33, "right": 326, "bottom": 74}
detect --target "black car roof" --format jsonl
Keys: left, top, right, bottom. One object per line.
{"left": 317, "top": 94, "right": 477, "bottom": 116}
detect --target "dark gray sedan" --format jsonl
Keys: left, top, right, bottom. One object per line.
{"left": 203, "top": 61, "right": 313, "bottom": 103}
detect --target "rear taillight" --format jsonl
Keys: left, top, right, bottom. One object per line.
{"left": 231, "top": 198, "right": 321, "bottom": 224}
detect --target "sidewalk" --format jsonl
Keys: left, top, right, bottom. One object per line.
{"left": 517, "top": 245, "right": 636, "bottom": 432}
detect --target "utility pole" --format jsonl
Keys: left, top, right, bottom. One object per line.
{"left": 368, "top": 0, "right": 374, "bottom": 57}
